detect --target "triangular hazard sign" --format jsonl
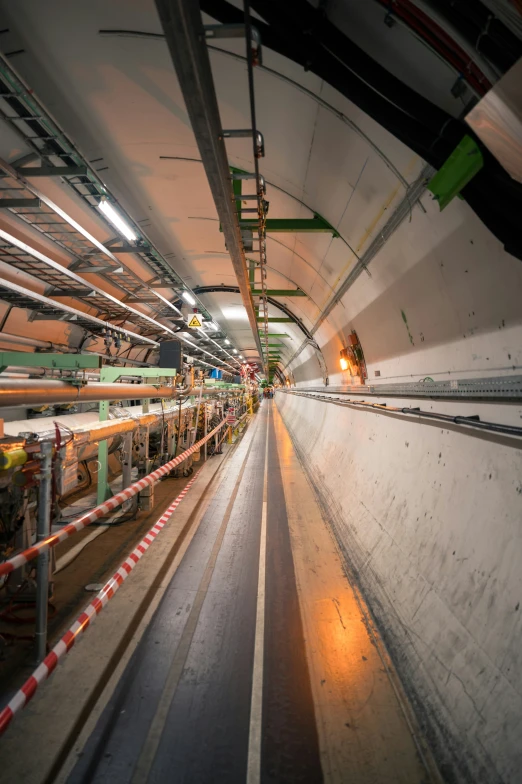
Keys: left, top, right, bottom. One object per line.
{"left": 188, "top": 314, "right": 202, "bottom": 328}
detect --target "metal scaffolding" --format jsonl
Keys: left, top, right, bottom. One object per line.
{"left": 0, "top": 52, "right": 241, "bottom": 372}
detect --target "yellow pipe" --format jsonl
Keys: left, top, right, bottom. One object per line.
{"left": 86, "top": 419, "right": 136, "bottom": 442}
{"left": 0, "top": 448, "right": 28, "bottom": 470}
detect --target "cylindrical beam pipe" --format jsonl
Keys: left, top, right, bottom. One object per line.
{"left": 0, "top": 380, "right": 179, "bottom": 407}
{"left": 0, "top": 380, "right": 237, "bottom": 408}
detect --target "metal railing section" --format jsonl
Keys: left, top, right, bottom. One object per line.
{"left": 0, "top": 417, "right": 228, "bottom": 578}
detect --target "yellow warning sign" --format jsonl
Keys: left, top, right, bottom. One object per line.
{"left": 187, "top": 314, "right": 202, "bottom": 328}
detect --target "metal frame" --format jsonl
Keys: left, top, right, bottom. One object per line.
{"left": 154, "top": 0, "right": 265, "bottom": 369}
{"left": 0, "top": 277, "right": 158, "bottom": 345}
{"left": 97, "top": 366, "right": 178, "bottom": 503}
{"left": 0, "top": 53, "right": 241, "bottom": 367}
{"left": 294, "top": 376, "right": 522, "bottom": 400}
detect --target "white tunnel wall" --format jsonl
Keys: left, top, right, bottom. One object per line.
{"left": 275, "top": 390, "right": 522, "bottom": 784}
{"left": 288, "top": 188, "right": 522, "bottom": 387}
{"left": 280, "top": 143, "right": 522, "bottom": 783}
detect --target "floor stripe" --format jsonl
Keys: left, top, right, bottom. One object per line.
{"left": 246, "top": 404, "right": 270, "bottom": 784}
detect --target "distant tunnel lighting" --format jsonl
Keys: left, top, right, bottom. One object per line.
{"left": 340, "top": 357, "right": 349, "bottom": 371}
{"left": 233, "top": 349, "right": 238, "bottom": 354}
{"left": 225, "top": 338, "right": 231, "bottom": 345}
{"left": 182, "top": 291, "right": 196, "bottom": 306}
{"left": 239, "top": 355, "right": 243, "bottom": 359}
{"left": 98, "top": 199, "right": 137, "bottom": 242}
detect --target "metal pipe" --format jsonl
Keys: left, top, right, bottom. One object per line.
{"left": 35, "top": 441, "right": 53, "bottom": 664}
{"left": 0, "top": 332, "right": 73, "bottom": 352}
{"left": 0, "top": 380, "right": 178, "bottom": 407}
{"left": 204, "top": 401, "right": 208, "bottom": 461}
{"left": 0, "top": 380, "right": 234, "bottom": 408}
{"left": 0, "top": 332, "right": 158, "bottom": 366}
{"left": 122, "top": 432, "right": 133, "bottom": 490}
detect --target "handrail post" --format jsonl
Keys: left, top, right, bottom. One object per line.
{"left": 35, "top": 440, "right": 53, "bottom": 663}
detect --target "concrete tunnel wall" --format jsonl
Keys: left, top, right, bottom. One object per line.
{"left": 287, "top": 188, "right": 522, "bottom": 388}
{"left": 278, "top": 191, "right": 522, "bottom": 782}
{"left": 275, "top": 390, "right": 522, "bottom": 783}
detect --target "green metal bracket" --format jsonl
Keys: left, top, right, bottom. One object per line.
{"left": 0, "top": 351, "right": 100, "bottom": 374}
{"left": 97, "top": 366, "right": 177, "bottom": 504}
{"left": 204, "top": 380, "right": 244, "bottom": 389}
{"left": 260, "top": 333, "right": 290, "bottom": 338}
{"left": 250, "top": 289, "right": 306, "bottom": 297}
{"left": 427, "top": 135, "right": 483, "bottom": 211}
{"left": 256, "top": 317, "right": 293, "bottom": 323}
{"left": 240, "top": 214, "right": 339, "bottom": 236}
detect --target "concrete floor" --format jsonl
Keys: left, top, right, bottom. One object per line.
{"left": 1, "top": 403, "right": 441, "bottom": 782}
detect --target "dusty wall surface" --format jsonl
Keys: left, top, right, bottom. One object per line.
{"left": 276, "top": 390, "right": 522, "bottom": 784}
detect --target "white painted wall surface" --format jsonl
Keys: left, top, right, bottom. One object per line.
{"left": 276, "top": 390, "right": 522, "bottom": 784}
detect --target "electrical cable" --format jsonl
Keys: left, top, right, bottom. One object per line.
{"left": 282, "top": 390, "right": 522, "bottom": 440}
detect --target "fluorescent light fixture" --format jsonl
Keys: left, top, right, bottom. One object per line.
{"left": 98, "top": 199, "right": 137, "bottom": 242}
{"left": 239, "top": 355, "right": 243, "bottom": 359}
{"left": 182, "top": 291, "right": 196, "bottom": 306}
{"left": 233, "top": 349, "right": 238, "bottom": 354}
{"left": 225, "top": 339, "right": 230, "bottom": 345}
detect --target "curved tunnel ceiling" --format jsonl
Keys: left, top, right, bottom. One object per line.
{"left": 0, "top": 0, "right": 520, "bottom": 386}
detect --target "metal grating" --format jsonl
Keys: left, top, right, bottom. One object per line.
{"left": 0, "top": 231, "right": 174, "bottom": 336}
{"left": 0, "top": 278, "right": 158, "bottom": 346}
{"left": 293, "top": 376, "right": 522, "bottom": 400}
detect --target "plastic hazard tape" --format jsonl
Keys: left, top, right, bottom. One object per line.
{"left": 0, "top": 469, "right": 201, "bottom": 736}
{"left": 0, "top": 418, "right": 227, "bottom": 578}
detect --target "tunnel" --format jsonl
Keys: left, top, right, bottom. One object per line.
{"left": 0, "top": 1, "right": 521, "bottom": 782}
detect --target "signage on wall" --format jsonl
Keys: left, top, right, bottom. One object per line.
{"left": 187, "top": 314, "right": 202, "bottom": 328}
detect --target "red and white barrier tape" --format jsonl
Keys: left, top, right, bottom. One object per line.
{"left": 0, "top": 418, "right": 227, "bottom": 578}
{"left": 0, "top": 469, "right": 201, "bottom": 736}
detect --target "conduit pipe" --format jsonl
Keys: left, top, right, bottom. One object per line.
{"left": 281, "top": 390, "right": 522, "bottom": 440}
{"left": 0, "top": 333, "right": 76, "bottom": 352}
{"left": 0, "top": 333, "right": 159, "bottom": 367}
{"left": 0, "top": 380, "right": 237, "bottom": 408}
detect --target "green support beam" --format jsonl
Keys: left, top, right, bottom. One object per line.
{"left": 260, "top": 333, "right": 290, "bottom": 338}
{"left": 250, "top": 289, "right": 306, "bottom": 297}
{"left": 240, "top": 214, "right": 339, "bottom": 236}
{"left": 256, "top": 317, "right": 293, "bottom": 322}
{"left": 427, "top": 135, "right": 483, "bottom": 211}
